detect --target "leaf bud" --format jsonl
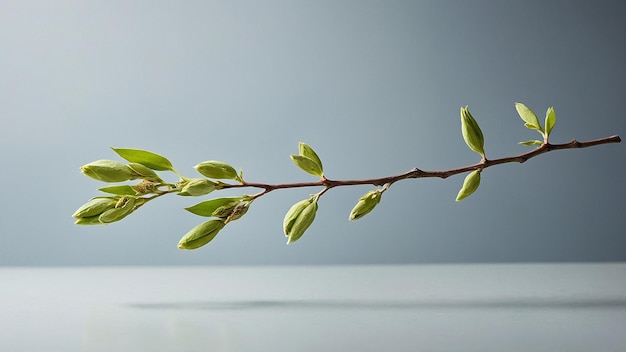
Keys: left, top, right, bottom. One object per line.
{"left": 98, "top": 196, "right": 136, "bottom": 223}
{"left": 224, "top": 201, "right": 251, "bottom": 223}
{"left": 80, "top": 160, "right": 134, "bottom": 182}
{"left": 194, "top": 161, "right": 238, "bottom": 180}
{"left": 456, "top": 170, "right": 481, "bottom": 201}
{"left": 127, "top": 162, "right": 162, "bottom": 181}
{"left": 283, "top": 196, "right": 318, "bottom": 244}
{"left": 178, "top": 178, "right": 216, "bottom": 197}
{"left": 72, "top": 197, "right": 117, "bottom": 221}
{"left": 298, "top": 142, "right": 324, "bottom": 173}
{"left": 349, "top": 190, "right": 383, "bottom": 221}
{"left": 211, "top": 199, "right": 242, "bottom": 218}
{"left": 211, "top": 197, "right": 252, "bottom": 224}
{"left": 460, "top": 106, "right": 485, "bottom": 157}
{"left": 131, "top": 180, "right": 159, "bottom": 195}
{"left": 290, "top": 155, "right": 324, "bottom": 178}
{"left": 178, "top": 219, "right": 226, "bottom": 250}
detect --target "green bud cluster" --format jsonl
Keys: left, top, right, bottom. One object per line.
{"left": 72, "top": 195, "right": 143, "bottom": 225}
{"left": 74, "top": 148, "right": 178, "bottom": 226}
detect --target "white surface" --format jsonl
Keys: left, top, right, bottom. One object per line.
{"left": 1, "top": 263, "right": 625, "bottom": 351}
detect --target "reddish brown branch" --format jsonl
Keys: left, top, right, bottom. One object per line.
{"left": 222, "top": 135, "right": 621, "bottom": 194}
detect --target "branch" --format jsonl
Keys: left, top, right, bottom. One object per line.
{"left": 71, "top": 103, "right": 621, "bottom": 250}
{"left": 225, "top": 135, "right": 622, "bottom": 194}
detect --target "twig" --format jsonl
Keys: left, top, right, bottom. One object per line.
{"left": 225, "top": 135, "right": 621, "bottom": 194}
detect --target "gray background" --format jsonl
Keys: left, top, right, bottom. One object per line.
{"left": 1, "top": 0, "right": 624, "bottom": 266}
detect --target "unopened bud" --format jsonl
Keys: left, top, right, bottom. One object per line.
{"left": 194, "top": 161, "right": 238, "bottom": 180}
{"left": 99, "top": 196, "right": 136, "bottom": 223}
{"left": 178, "top": 219, "right": 226, "bottom": 250}
{"left": 460, "top": 106, "right": 485, "bottom": 157}
{"left": 72, "top": 197, "right": 117, "bottom": 225}
{"left": 211, "top": 199, "right": 243, "bottom": 218}
{"left": 178, "top": 179, "right": 216, "bottom": 196}
{"left": 81, "top": 160, "right": 133, "bottom": 182}
{"left": 456, "top": 170, "right": 481, "bottom": 201}
{"left": 349, "top": 190, "right": 382, "bottom": 221}
{"left": 132, "top": 180, "right": 159, "bottom": 195}
{"left": 127, "top": 162, "right": 162, "bottom": 181}
{"left": 224, "top": 201, "right": 251, "bottom": 223}
{"left": 72, "top": 197, "right": 117, "bottom": 219}
{"left": 283, "top": 197, "right": 318, "bottom": 244}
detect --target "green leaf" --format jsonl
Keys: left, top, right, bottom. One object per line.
{"left": 455, "top": 170, "right": 481, "bottom": 201}
{"left": 290, "top": 155, "right": 324, "bottom": 177}
{"left": 519, "top": 140, "right": 543, "bottom": 146}
{"left": 515, "top": 102, "right": 543, "bottom": 132}
{"left": 298, "top": 142, "right": 323, "bottom": 174}
{"left": 98, "top": 185, "right": 137, "bottom": 196}
{"left": 545, "top": 107, "right": 556, "bottom": 137}
{"left": 111, "top": 148, "right": 174, "bottom": 171}
{"left": 185, "top": 197, "right": 244, "bottom": 217}
{"left": 460, "top": 106, "right": 485, "bottom": 157}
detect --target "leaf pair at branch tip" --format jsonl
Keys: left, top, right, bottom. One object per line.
{"left": 515, "top": 102, "right": 557, "bottom": 145}
{"left": 291, "top": 142, "right": 324, "bottom": 178}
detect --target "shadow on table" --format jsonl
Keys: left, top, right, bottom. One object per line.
{"left": 126, "top": 297, "right": 626, "bottom": 311}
